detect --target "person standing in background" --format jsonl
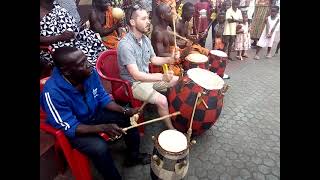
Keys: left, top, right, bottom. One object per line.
{"left": 250, "top": 0, "right": 272, "bottom": 47}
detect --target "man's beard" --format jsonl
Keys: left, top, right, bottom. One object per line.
{"left": 136, "top": 25, "right": 148, "bottom": 34}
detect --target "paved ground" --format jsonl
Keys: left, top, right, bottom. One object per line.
{"left": 103, "top": 43, "right": 280, "bottom": 180}
{"left": 56, "top": 1, "right": 280, "bottom": 179}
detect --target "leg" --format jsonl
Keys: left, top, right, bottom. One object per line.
{"left": 228, "top": 36, "right": 236, "bottom": 60}
{"left": 275, "top": 41, "right": 280, "bottom": 54}
{"left": 223, "top": 35, "right": 230, "bottom": 53}
{"left": 132, "top": 82, "right": 174, "bottom": 129}
{"left": 266, "top": 47, "right": 272, "bottom": 58}
{"left": 254, "top": 46, "right": 262, "bottom": 60}
{"left": 92, "top": 109, "right": 141, "bottom": 156}
{"left": 69, "top": 136, "right": 122, "bottom": 180}
{"left": 91, "top": 109, "right": 150, "bottom": 166}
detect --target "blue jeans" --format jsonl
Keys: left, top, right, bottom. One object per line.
{"left": 68, "top": 109, "right": 140, "bottom": 180}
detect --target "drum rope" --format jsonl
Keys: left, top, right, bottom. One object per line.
{"left": 187, "top": 92, "right": 201, "bottom": 141}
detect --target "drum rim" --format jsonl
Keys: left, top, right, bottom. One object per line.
{"left": 185, "top": 53, "right": 208, "bottom": 63}
{"left": 209, "top": 50, "right": 228, "bottom": 57}
{"left": 154, "top": 132, "right": 189, "bottom": 155}
{"left": 187, "top": 68, "right": 225, "bottom": 90}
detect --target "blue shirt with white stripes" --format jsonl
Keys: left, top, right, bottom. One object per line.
{"left": 40, "top": 68, "right": 113, "bottom": 138}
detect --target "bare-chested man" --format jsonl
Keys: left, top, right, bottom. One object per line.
{"left": 151, "top": 3, "right": 175, "bottom": 57}
{"left": 176, "top": 2, "right": 195, "bottom": 49}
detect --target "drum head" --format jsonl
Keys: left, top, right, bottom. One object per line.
{"left": 187, "top": 68, "right": 224, "bottom": 90}
{"left": 158, "top": 130, "right": 187, "bottom": 152}
{"left": 185, "top": 53, "right": 208, "bottom": 63}
{"left": 210, "top": 50, "right": 228, "bottom": 58}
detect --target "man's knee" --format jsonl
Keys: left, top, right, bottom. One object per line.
{"left": 88, "top": 139, "right": 109, "bottom": 156}
{"left": 155, "top": 94, "right": 168, "bottom": 109}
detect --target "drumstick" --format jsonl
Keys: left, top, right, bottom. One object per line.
{"left": 201, "top": 98, "right": 209, "bottom": 109}
{"left": 172, "top": 15, "right": 177, "bottom": 49}
{"left": 123, "top": 112, "right": 181, "bottom": 131}
{"left": 187, "top": 92, "right": 201, "bottom": 141}
{"left": 167, "top": 31, "right": 191, "bottom": 43}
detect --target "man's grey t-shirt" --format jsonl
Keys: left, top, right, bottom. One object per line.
{"left": 118, "top": 31, "right": 156, "bottom": 84}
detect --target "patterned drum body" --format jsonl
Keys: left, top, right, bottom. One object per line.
{"left": 150, "top": 130, "right": 189, "bottom": 180}
{"left": 208, "top": 50, "right": 228, "bottom": 78}
{"left": 168, "top": 75, "right": 224, "bottom": 136}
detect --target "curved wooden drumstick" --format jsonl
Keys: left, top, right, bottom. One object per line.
{"left": 187, "top": 92, "right": 201, "bottom": 141}
{"left": 172, "top": 15, "right": 177, "bottom": 49}
{"left": 167, "top": 30, "right": 192, "bottom": 43}
{"left": 123, "top": 112, "right": 181, "bottom": 132}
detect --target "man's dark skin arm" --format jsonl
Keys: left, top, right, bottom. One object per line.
{"left": 75, "top": 101, "right": 138, "bottom": 137}
{"left": 89, "top": 10, "right": 121, "bottom": 37}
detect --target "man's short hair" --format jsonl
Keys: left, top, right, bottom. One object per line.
{"left": 182, "top": 2, "right": 194, "bottom": 13}
{"left": 126, "top": 3, "right": 145, "bottom": 26}
{"left": 52, "top": 46, "right": 79, "bottom": 68}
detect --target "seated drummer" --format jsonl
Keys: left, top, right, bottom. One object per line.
{"left": 176, "top": 3, "right": 231, "bottom": 79}
{"left": 117, "top": 4, "right": 179, "bottom": 129}
{"left": 40, "top": 47, "right": 151, "bottom": 180}
{"left": 89, "top": 0, "right": 125, "bottom": 49}
{"left": 151, "top": 3, "right": 192, "bottom": 69}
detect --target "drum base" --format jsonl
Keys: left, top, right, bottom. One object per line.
{"left": 150, "top": 169, "right": 186, "bottom": 180}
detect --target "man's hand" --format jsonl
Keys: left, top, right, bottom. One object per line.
{"left": 162, "top": 70, "right": 174, "bottom": 82}
{"left": 173, "top": 49, "right": 180, "bottom": 61}
{"left": 124, "top": 107, "right": 139, "bottom": 117}
{"left": 58, "top": 31, "right": 75, "bottom": 41}
{"left": 95, "top": 124, "right": 126, "bottom": 139}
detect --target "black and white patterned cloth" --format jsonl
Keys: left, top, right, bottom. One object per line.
{"left": 40, "top": 1, "right": 106, "bottom": 65}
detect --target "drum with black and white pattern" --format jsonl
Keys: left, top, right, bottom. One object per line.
{"left": 150, "top": 130, "right": 189, "bottom": 180}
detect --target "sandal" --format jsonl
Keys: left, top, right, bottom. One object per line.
{"left": 254, "top": 55, "right": 260, "bottom": 60}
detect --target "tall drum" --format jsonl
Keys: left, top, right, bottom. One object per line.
{"left": 208, "top": 50, "right": 228, "bottom": 78}
{"left": 168, "top": 68, "right": 225, "bottom": 136}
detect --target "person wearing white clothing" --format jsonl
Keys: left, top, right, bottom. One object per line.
{"left": 254, "top": 6, "right": 279, "bottom": 59}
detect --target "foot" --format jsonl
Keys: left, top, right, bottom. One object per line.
{"left": 236, "top": 55, "right": 242, "bottom": 60}
{"left": 223, "top": 74, "right": 230, "bottom": 79}
{"left": 124, "top": 153, "right": 151, "bottom": 167}
{"left": 266, "top": 54, "right": 272, "bottom": 58}
{"left": 242, "top": 54, "right": 249, "bottom": 58}
{"left": 254, "top": 55, "right": 260, "bottom": 60}
{"left": 273, "top": 53, "right": 279, "bottom": 57}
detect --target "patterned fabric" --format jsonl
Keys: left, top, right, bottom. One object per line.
{"left": 193, "top": 2, "right": 211, "bottom": 33}
{"left": 250, "top": 5, "right": 269, "bottom": 39}
{"left": 40, "top": 2, "right": 106, "bottom": 65}
{"left": 101, "top": 7, "right": 123, "bottom": 49}
{"left": 168, "top": 76, "right": 224, "bottom": 136}
{"left": 234, "top": 22, "right": 251, "bottom": 50}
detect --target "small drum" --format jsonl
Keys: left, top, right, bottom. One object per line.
{"left": 168, "top": 68, "right": 225, "bottom": 136}
{"left": 151, "top": 130, "right": 189, "bottom": 180}
{"left": 183, "top": 53, "right": 209, "bottom": 71}
{"left": 208, "top": 50, "right": 228, "bottom": 78}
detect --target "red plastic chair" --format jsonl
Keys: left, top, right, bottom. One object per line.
{"left": 96, "top": 50, "right": 145, "bottom": 135}
{"left": 40, "top": 77, "right": 110, "bottom": 180}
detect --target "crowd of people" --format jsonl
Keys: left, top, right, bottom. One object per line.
{"left": 40, "top": 0, "right": 280, "bottom": 179}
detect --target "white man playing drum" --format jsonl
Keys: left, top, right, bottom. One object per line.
{"left": 117, "top": 4, "right": 180, "bottom": 129}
